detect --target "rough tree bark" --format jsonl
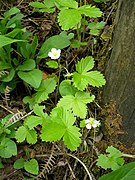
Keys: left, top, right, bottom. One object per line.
{"left": 103, "top": 0, "right": 135, "bottom": 147}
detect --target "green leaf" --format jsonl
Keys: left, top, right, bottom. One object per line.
{"left": 55, "top": 0, "right": 78, "bottom": 9}
{"left": 6, "top": 13, "right": 24, "bottom": 28}
{"left": 25, "top": 116, "right": 43, "bottom": 130}
{"left": 1, "top": 68, "right": 15, "bottom": 82}
{"left": 59, "top": 80, "right": 78, "bottom": 96}
{"left": 90, "top": 29, "right": 100, "bottom": 36}
{"left": 67, "top": 33, "right": 74, "bottom": 40}
{"left": 85, "top": 71, "right": 106, "bottom": 87}
{"left": 97, "top": 146, "right": 124, "bottom": 171}
{"left": 76, "top": 56, "right": 95, "bottom": 73}
{"left": 41, "top": 122, "right": 66, "bottom": 141}
{"left": 18, "top": 69, "right": 42, "bottom": 88}
{"left": 31, "top": 35, "right": 38, "bottom": 59}
{"left": 23, "top": 95, "right": 36, "bottom": 110}
{"left": 51, "top": 107, "right": 76, "bottom": 127}
{"left": 57, "top": 92, "right": 95, "bottom": 118}
{"left": 0, "top": 35, "right": 26, "bottom": 48}
{"left": 41, "top": 107, "right": 81, "bottom": 150}
{"left": 25, "top": 104, "right": 49, "bottom": 129}
{"left": 0, "top": 61, "right": 11, "bottom": 70}
{"left": 58, "top": 9, "right": 82, "bottom": 30}
{"left": 38, "top": 33, "right": 71, "bottom": 59}
{"left": 43, "top": 0, "right": 55, "bottom": 8}
{"left": 0, "top": 138, "right": 17, "bottom": 158}
{"left": 97, "top": 154, "right": 118, "bottom": 170}
{"left": 99, "top": 162, "right": 135, "bottom": 180}
{"left": 24, "top": 159, "right": 39, "bottom": 175}
{"left": 78, "top": 5, "right": 102, "bottom": 18}
{"left": 71, "top": 39, "right": 87, "bottom": 48}
{"left": 88, "top": 21, "right": 105, "bottom": 30}
{"left": 17, "top": 59, "right": 36, "bottom": 71}
{"left": 14, "top": 158, "right": 25, "bottom": 169}
{"left": 15, "top": 126, "right": 37, "bottom": 144}
{"left": 0, "top": 48, "right": 8, "bottom": 61}
{"left": 46, "top": 60, "right": 58, "bottom": 69}
{"left": 59, "top": 31, "right": 74, "bottom": 40}
{"left": 0, "top": 80, "right": 16, "bottom": 93}
{"left": 41, "top": 107, "right": 75, "bottom": 141}
{"left": 33, "top": 104, "right": 46, "bottom": 118}
{"left": 38, "top": 8, "right": 55, "bottom": 13}
{"left": 4, "top": 7, "right": 20, "bottom": 19}
{"left": 15, "top": 126, "right": 27, "bottom": 142}
{"left": 63, "top": 126, "right": 81, "bottom": 150}
{"left": 107, "top": 146, "right": 123, "bottom": 158}
{"left": 6, "top": 28, "right": 26, "bottom": 38}
{"left": 73, "top": 56, "right": 106, "bottom": 90}
{"left": 23, "top": 79, "right": 56, "bottom": 107}
{"left": 80, "top": 120, "right": 86, "bottom": 128}
{"left": 26, "top": 129, "right": 37, "bottom": 144}
{"left": 30, "top": 0, "right": 55, "bottom": 13}
{"left": 35, "top": 78, "right": 56, "bottom": 103}
{"left": 29, "top": 2, "right": 47, "bottom": 9}
{"left": 88, "top": 21, "right": 105, "bottom": 36}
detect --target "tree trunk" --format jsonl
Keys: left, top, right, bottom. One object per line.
{"left": 103, "top": 0, "right": 135, "bottom": 147}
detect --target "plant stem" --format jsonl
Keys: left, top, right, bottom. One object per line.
{"left": 80, "top": 0, "right": 82, "bottom": 6}
{"left": 77, "top": 24, "right": 81, "bottom": 42}
{"left": 82, "top": 0, "right": 87, "bottom": 41}
{"left": 0, "top": 104, "right": 14, "bottom": 114}
{"left": 122, "top": 153, "right": 135, "bottom": 159}
{"left": 36, "top": 152, "right": 94, "bottom": 180}
{"left": 67, "top": 153, "right": 93, "bottom": 180}
{"left": 55, "top": 58, "right": 61, "bottom": 104}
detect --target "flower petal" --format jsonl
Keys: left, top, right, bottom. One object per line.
{"left": 86, "top": 124, "right": 92, "bottom": 129}
{"left": 92, "top": 120, "right": 101, "bottom": 128}
{"left": 48, "top": 52, "right": 53, "bottom": 58}
{"left": 51, "top": 48, "right": 57, "bottom": 53}
{"left": 48, "top": 48, "right": 61, "bottom": 59}
{"left": 85, "top": 119, "right": 90, "bottom": 124}
{"left": 57, "top": 49, "right": 61, "bottom": 54}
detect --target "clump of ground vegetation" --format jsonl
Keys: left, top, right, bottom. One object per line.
{"left": 1, "top": 0, "right": 135, "bottom": 180}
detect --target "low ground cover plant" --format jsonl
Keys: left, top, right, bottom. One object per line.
{"left": 1, "top": 1, "right": 134, "bottom": 179}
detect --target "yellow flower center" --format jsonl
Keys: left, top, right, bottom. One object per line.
{"left": 53, "top": 52, "right": 57, "bottom": 57}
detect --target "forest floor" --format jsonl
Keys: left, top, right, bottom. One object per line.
{"left": 0, "top": 0, "right": 133, "bottom": 180}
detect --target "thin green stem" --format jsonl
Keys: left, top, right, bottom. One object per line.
{"left": 55, "top": 58, "right": 61, "bottom": 104}
{"left": 80, "top": 0, "right": 82, "bottom": 6}
{"left": 77, "top": 24, "right": 81, "bottom": 42}
{"left": 82, "top": 0, "right": 87, "bottom": 41}
{"left": 91, "top": 129, "right": 96, "bottom": 158}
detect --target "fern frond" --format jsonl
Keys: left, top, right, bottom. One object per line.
{"left": 8, "top": 111, "right": 24, "bottom": 124}
{"left": 6, "top": 110, "right": 33, "bottom": 127}
{"left": 37, "top": 145, "right": 56, "bottom": 178}
{"left": 0, "top": 70, "right": 9, "bottom": 78}
{"left": 3, "top": 86, "right": 11, "bottom": 107}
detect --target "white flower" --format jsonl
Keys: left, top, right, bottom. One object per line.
{"left": 85, "top": 118, "right": 101, "bottom": 129}
{"left": 86, "top": 123, "right": 92, "bottom": 129}
{"left": 92, "top": 120, "right": 101, "bottom": 128}
{"left": 48, "top": 48, "right": 61, "bottom": 59}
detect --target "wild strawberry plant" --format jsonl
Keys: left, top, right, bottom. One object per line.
{"left": 17, "top": 55, "right": 105, "bottom": 151}
{"left": 0, "top": 0, "right": 108, "bottom": 177}
{"left": 97, "top": 146, "right": 135, "bottom": 180}
{"left": 30, "top": 0, "right": 106, "bottom": 46}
